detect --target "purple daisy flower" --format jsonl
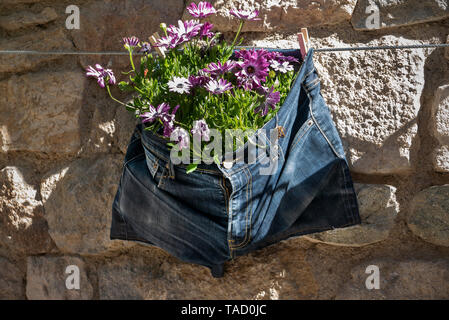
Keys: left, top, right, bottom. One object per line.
{"left": 199, "top": 21, "right": 215, "bottom": 38}
{"left": 140, "top": 42, "right": 152, "bottom": 54}
{"left": 163, "top": 121, "right": 175, "bottom": 138}
{"left": 254, "top": 86, "right": 281, "bottom": 116}
{"left": 264, "top": 86, "right": 281, "bottom": 106}
{"left": 85, "top": 64, "right": 116, "bottom": 88}
{"left": 222, "top": 60, "right": 238, "bottom": 73}
{"left": 229, "top": 9, "right": 261, "bottom": 21}
{"left": 157, "top": 103, "right": 180, "bottom": 126}
{"left": 154, "top": 34, "right": 182, "bottom": 49}
{"left": 140, "top": 103, "right": 170, "bottom": 124}
{"left": 186, "top": 2, "right": 216, "bottom": 18}
{"left": 139, "top": 105, "right": 158, "bottom": 123}
{"left": 234, "top": 47, "right": 266, "bottom": 60}
{"left": 237, "top": 76, "right": 260, "bottom": 91}
{"left": 235, "top": 49, "right": 269, "bottom": 89}
{"left": 161, "top": 105, "right": 180, "bottom": 137}
{"left": 171, "top": 127, "right": 190, "bottom": 150}
{"left": 191, "top": 119, "right": 210, "bottom": 141}
{"left": 140, "top": 103, "right": 180, "bottom": 136}
{"left": 203, "top": 60, "right": 237, "bottom": 77}
{"left": 205, "top": 78, "right": 233, "bottom": 94}
{"left": 154, "top": 103, "right": 171, "bottom": 123}
{"left": 167, "top": 20, "right": 203, "bottom": 43}
{"left": 189, "top": 73, "right": 209, "bottom": 87}
{"left": 234, "top": 48, "right": 269, "bottom": 62}
{"left": 162, "top": 104, "right": 180, "bottom": 125}
{"left": 265, "top": 51, "right": 299, "bottom": 64}
{"left": 123, "top": 36, "right": 140, "bottom": 50}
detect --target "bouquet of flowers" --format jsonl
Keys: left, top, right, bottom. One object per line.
{"left": 86, "top": 2, "right": 300, "bottom": 172}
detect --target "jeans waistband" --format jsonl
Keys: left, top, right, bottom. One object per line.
{"left": 139, "top": 124, "right": 223, "bottom": 174}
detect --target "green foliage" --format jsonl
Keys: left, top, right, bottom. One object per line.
{"left": 122, "top": 41, "right": 297, "bottom": 134}
{"left": 112, "top": 23, "right": 300, "bottom": 174}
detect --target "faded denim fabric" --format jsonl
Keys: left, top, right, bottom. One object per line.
{"left": 110, "top": 48, "right": 361, "bottom": 278}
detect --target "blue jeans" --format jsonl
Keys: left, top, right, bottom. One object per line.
{"left": 110, "top": 48, "right": 361, "bottom": 277}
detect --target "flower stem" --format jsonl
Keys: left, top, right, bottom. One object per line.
{"left": 129, "top": 51, "right": 136, "bottom": 72}
{"left": 231, "top": 20, "right": 244, "bottom": 49}
{"left": 133, "top": 85, "right": 146, "bottom": 96}
{"left": 106, "top": 85, "right": 135, "bottom": 110}
{"left": 174, "top": 120, "right": 190, "bottom": 129}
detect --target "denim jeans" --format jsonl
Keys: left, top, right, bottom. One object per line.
{"left": 110, "top": 48, "right": 361, "bottom": 277}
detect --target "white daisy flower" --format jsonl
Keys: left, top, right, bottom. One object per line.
{"left": 204, "top": 78, "right": 232, "bottom": 94}
{"left": 270, "top": 60, "right": 293, "bottom": 73}
{"left": 168, "top": 76, "right": 192, "bottom": 94}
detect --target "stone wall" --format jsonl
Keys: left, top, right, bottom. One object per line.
{"left": 1, "top": 0, "right": 449, "bottom": 300}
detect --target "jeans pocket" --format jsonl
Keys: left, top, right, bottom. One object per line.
{"left": 143, "top": 146, "right": 169, "bottom": 188}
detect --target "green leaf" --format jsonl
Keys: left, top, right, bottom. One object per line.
{"left": 118, "top": 81, "right": 134, "bottom": 92}
{"left": 186, "top": 163, "right": 198, "bottom": 174}
{"left": 125, "top": 105, "right": 135, "bottom": 112}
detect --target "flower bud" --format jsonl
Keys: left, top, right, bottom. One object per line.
{"left": 160, "top": 23, "right": 167, "bottom": 36}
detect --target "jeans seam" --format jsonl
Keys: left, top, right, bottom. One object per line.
{"left": 142, "top": 138, "right": 222, "bottom": 175}
{"left": 340, "top": 161, "right": 353, "bottom": 224}
{"left": 304, "top": 85, "right": 343, "bottom": 159}
{"left": 226, "top": 126, "right": 272, "bottom": 175}
{"left": 305, "top": 80, "right": 320, "bottom": 91}
{"left": 305, "top": 77, "right": 320, "bottom": 89}
{"left": 341, "top": 163, "right": 359, "bottom": 224}
{"left": 112, "top": 203, "right": 128, "bottom": 240}
{"left": 230, "top": 167, "right": 253, "bottom": 249}
{"left": 158, "top": 167, "right": 168, "bottom": 188}
{"left": 121, "top": 209, "right": 129, "bottom": 240}
{"left": 229, "top": 168, "right": 250, "bottom": 248}
{"left": 277, "top": 139, "right": 285, "bottom": 162}
{"left": 218, "top": 175, "right": 233, "bottom": 258}
{"left": 124, "top": 152, "right": 145, "bottom": 168}
{"left": 303, "top": 67, "right": 316, "bottom": 80}
{"left": 291, "top": 118, "right": 314, "bottom": 150}
{"left": 226, "top": 177, "right": 235, "bottom": 258}
{"left": 228, "top": 171, "right": 248, "bottom": 247}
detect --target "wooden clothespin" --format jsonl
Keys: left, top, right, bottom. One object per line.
{"left": 297, "top": 28, "right": 309, "bottom": 60}
{"left": 149, "top": 32, "right": 166, "bottom": 58}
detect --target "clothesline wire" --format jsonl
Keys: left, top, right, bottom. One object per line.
{"left": 0, "top": 43, "right": 448, "bottom": 55}
{"left": 314, "top": 43, "right": 449, "bottom": 52}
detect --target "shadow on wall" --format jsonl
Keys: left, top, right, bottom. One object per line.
{"left": 345, "top": 117, "right": 418, "bottom": 175}
{"left": 39, "top": 76, "right": 133, "bottom": 256}
{"left": 346, "top": 47, "right": 449, "bottom": 176}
